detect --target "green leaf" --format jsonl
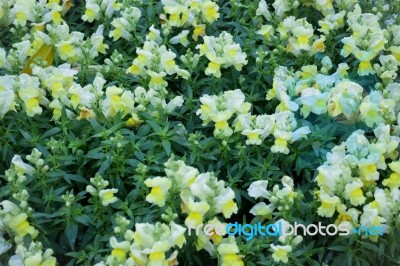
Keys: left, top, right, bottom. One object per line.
{"left": 161, "top": 140, "right": 171, "bottom": 156}
{"left": 98, "top": 155, "right": 113, "bottom": 175}
{"left": 328, "top": 246, "right": 348, "bottom": 251}
{"left": 41, "top": 127, "right": 62, "bottom": 139}
{"left": 74, "top": 214, "right": 93, "bottom": 226}
{"left": 65, "top": 220, "right": 78, "bottom": 249}
{"left": 19, "top": 129, "right": 33, "bottom": 142}
{"left": 359, "top": 241, "right": 381, "bottom": 253}
{"left": 65, "top": 174, "right": 88, "bottom": 184}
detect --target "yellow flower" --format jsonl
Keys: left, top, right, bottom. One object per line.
{"left": 250, "top": 202, "right": 274, "bottom": 217}
{"left": 110, "top": 27, "right": 122, "bottom": 41}
{"left": 11, "top": 155, "right": 35, "bottom": 175}
{"left": 317, "top": 190, "right": 340, "bottom": 217}
{"left": 41, "top": 257, "right": 57, "bottom": 266}
{"left": 77, "top": 106, "right": 96, "bottom": 120}
{"left": 52, "top": 11, "right": 62, "bottom": 24}
{"left": 126, "top": 113, "right": 143, "bottom": 127}
{"left": 145, "top": 177, "right": 171, "bottom": 207}
{"left": 102, "top": 86, "right": 135, "bottom": 118}
{"left": 201, "top": 1, "right": 220, "bottom": 23}
{"left": 242, "top": 129, "right": 263, "bottom": 145}
{"left": 24, "top": 253, "right": 42, "bottom": 266}
{"left": 127, "top": 62, "right": 142, "bottom": 75}
{"left": 49, "top": 99, "right": 62, "bottom": 120}
{"left": 216, "top": 188, "right": 238, "bottom": 218}
{"left": 148, "top": 71, "right": 167, "bottom": 90}
{"left": 218, "top": 242, "right": 244, "bottom": 266}
{"left": 83, "top": 3, "right": 100, "bottom": 22}
{"left": 358, "top": 162, "right": 379, "bottom": 181}
{"left": 293, "top": 27, "right": 313, "bottom": 50}
{"left": 111, "top": 249, "right": 126, "bottom": 259}
{"left": 344, "top": 180, "right": 366, "bottom": 206}
{"left": 271, "top": 131, "right": 291, "bottom": 154}
{"left": 193, "top": 24, "right": 206, "bottom": 41}
{"left": 168, "top": 6, "right": 188, "bottom": 27}
{"left": 99, "top": 188, "right": 118, "bottom": 206}
{"left": 148, "top": 251, "right": 166, "bottom": 266}
{"left": 311, "top": 36, "right": 326, "bottom": 54}
{"left": 9, "top": 213, "right": 35, "bottom": 237}
{"left": 389, "top": 46, "right": 400, "bottom": 63}
{"left": 15, "top": 11, "right": 28, "bottom": 26}
{"left": 271, "top": 244, "right": 292, "bottom": 264}
{"left": 57, "top": 42, "right": 75, "bottom": 60}
{"left": 383, "top": 161, "right": 400, "bottom": 190}
{"left": 205, "top": 60, "right": 222, "bottom": 78}
{"left": 337, "top": 63, "right": 349, "bottom": 78}
{"left": 130, "top": 250, "right": 148, "bottom": 266}
{"left": 18, "top": 76, "right": 43, "bottom": 117}
{"left": 110, "top": 237, "right": 130, "bottom": 262}
{"left": 256, "top": 25, "right": 274, "bottom": 40}
{"left": 215, "top": 120, "right": 229, "bottom": 130}
{"left": 184, "top": 200, "right": 210, "bottom": 227}
{"left": 169, "top": 223, "right": 186, "bottom": 248}
{"left": 358, "top": 61, "right": 375, "bottom": 76}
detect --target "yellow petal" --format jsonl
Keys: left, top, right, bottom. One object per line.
{"left": 22, "top": 43, "right": 55, "bottom": 74}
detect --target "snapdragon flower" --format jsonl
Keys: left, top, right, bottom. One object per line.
{"left": 217, "top": 239, "right": 244, "bottom": 266}
{"left": 82, "top": 0, "right": 121, "bottom": 22}
{"left": 144, "top": 157, "right": 239, "bottom": 235}
{"left": 127, "top": 30, "right": 189, "bottom": 90}
{"left": 315, "top": 127, "right": 400, "bottom": 241}
{"left": 129, "top": 222, "right": 185, "bottom": 265}
{"left": 109, "top": 6, "right": 141, "bottom": 41}
{"left": 196, "top": 32, "right": 248, "bottom": 78}
{"left": 341, "top": 5, "right": 387, "bottom": 76}
{"left": 160, "top": 0, "right": 219, "bottom": 36}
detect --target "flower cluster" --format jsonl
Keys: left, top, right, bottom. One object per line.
{"left": 126, "top": 29, "right": 190, "bottom": 90}
{"left": 86, "top": 173, "right": 119, "bottom": 206}
{"left": 267, "top": 64, "right": 399, "bottom": 129}
{"left": 197, "top": 89, "right": 310, "bottom": 153}
{"left": 82, "top": 0, "right": 121, "bottom": 23}
{"left": 0, "top": 64, "right": 99, "bottom": 119}
{"left": 0, "top": 22, "right": 108, "bottom": 73}
{"left": 160, "top": 0, "right": 219, "bottom": 40}
{"left": 278, "top": 16, "right": 325, "bottom": 56}
{"left": 143, "top": 157, "right": 244, "bottom": 265}
{"left": 0, "top": 149, "right": 56, "bottom": 266}
{"left": 27, "top": 23, "right": 106, "bottom": 67}
{"left": 0, "top": 62, "right": 184, "bottom": 124}
{"left": 315, "top": 125, "right": 400, "bottom": 241}
{"left": 269, "top": 219, "right": 303, "bottom": 264}
{"left": 109, "top": 6, "right": 141, "bottom": 41}
{"left": 341, "top": 5, "right": 386, "bottom": 76}
{"left": 196, "top": 31, "right": 248, "bottom": 78}
{"left": 145, "top": 157, "right": 238, "bottom": 220}
{"left": 248, "top": 176, "right": 297, "bottom": 218}
{"left": 2, "top": 0, "right": 400, "bottom": 264}
{"left": 248, "top": 176, "right": 303, "bottom": 264}
{"left": 196, "top": 89, "right": 251, "bottom": 138}
{"left": 1, "top": 0, "right": 70, "bottom": 27}
{"left": 95, "top": 218, "right": 186, "bottom": 266}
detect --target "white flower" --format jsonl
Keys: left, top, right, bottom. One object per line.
{"left": 270, "top": 244, "right": 292, "bottom": 263}
{"left": 248, "top": 180, "right": 269, "bottom": 199}
{"left": 249, "top": 202, "right": 275, "bottom": 216}
{"left": 166, "top": 96, "right": 184, "bottom": 113}
{"left": 11, "top": 155, "right": 35, "bottom": 175}
{"left": 256, "top": 0, "right": 272, "bottom": 20}
{"left": 99, "top": 188, "right": 118, "bottom": 206}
